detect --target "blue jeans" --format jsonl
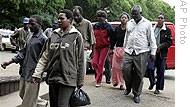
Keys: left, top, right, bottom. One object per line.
{"left": 148, "top": 53, "right": 166, "bottom": 90}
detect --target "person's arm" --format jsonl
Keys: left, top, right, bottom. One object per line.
{"left": 10, "top": 30, "right": 19, "bottom": 46}
{"left": 159, "top": 27, "right": 173, "bottom": 50}
{"left": 77, "top": 33, "right": 85, "bottom": 88}
{"left": 1, "top": 46, "right": 26, "bottom": 69}
{"left": 1, "top": 60, "right": 14, "bottom": 69}
{"left": 90, "top": 44, "right": 95, "bottom": 58}
{"left": 11, "top": 29, "right": 19, "bottom": 39}
{"left": 110, "top": 26, "right": 117, "bottom": 54}
{"left": 32, "top": 39, "right": 50, "bottom": 84}
{"left": 88, "top": 22, "right": 96, "bottom": 58}
{"left": 148, "top": 23, "right": 157, "bottom": 61}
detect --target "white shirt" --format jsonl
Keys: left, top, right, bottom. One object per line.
{"left": 123, "top": 17, "right": 157, "bottom": 55}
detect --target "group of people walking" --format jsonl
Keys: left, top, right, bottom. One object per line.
{"left": 1, "top": 4, "right": 172, "bottom": 107}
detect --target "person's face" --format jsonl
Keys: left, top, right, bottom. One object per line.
{"left": 97, "top": 16, "right": 106, "bottom": 24}
{"left": 29, "top": 18, "right": 40, "bottom": 33}
{"left": 58, "top": 13, "right": 71, "bottom": 29}
{"left": 131, "top": 9, "right": 141, "bottom": 23}
{"left": 120, "top": 14, "right": 129, "bottom": 25}
{"left": 73, "top": 9, "right": 82, "bottom": 23}
{"left": 23, "top": 23, "right": 29, "bottom": 30}
{"left": 157, "top": 15, "right": 165, "bottom": 25}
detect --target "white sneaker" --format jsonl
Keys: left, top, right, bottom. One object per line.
{"left": 95, "top": 83, "right": 102, "bottom": 87}
{"left": 36, "top": 98, "right": 48, "bottom": 107}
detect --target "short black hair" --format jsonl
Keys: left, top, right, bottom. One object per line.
{"left": 73, "top": 6, "right": 83, "bottom": 15}
{"left": 30, "top": 15, "right": 43, "bottom": 25}
{"left": 59, "top": 9, "right": 74, "bottom": 21}
{"left": 96, "top": 10, "right": 107, "bottom": 18}
{"left": 158, "top": 13, "right": 166, "bottom": 19}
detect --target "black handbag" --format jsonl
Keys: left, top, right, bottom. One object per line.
{"left": 70, "top": 88, "right": 91, "bottom": 106}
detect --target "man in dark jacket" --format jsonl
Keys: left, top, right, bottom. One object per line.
{"left": 147, "top": 13, "right": 172, "bottom": 94}
{"left": 1, "top": 15, "right": 48, "bottom": 107}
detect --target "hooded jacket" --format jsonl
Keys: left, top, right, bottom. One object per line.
{"left": 32, "top": 26, "right": 85, "bottom": 87}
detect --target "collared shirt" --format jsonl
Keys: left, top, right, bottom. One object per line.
{"left": 12, "top": 30, "right": 47, "bottom": 81}
{"left": 123, "top": 17, "right": 157, "bottom": 55}
{"left": 73, "top": 18, "right": 95, "bottom": 48}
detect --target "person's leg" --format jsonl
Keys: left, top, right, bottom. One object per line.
{"left": 132, "top": 52, "right": 148, "bottom": 103}
{"left": 84, "top": 50, "right": 87, "bottom": 74}
{"left": 49, "top": 83, "right": 59, "bottom": 107}
{"left": 21, "top": 80, "right": 40, "bottom": 107}
{"left": 132, "top": 52, "right": 148, "bottom": 96}
{"left": 147, "top": 54, "right": 156, "bottom": 90}
{"left": 155, "top": 57, "right": 166, "bottom": 91}
{"left": 122, "top": 53, "right": 133, "bottom": 94}
{"left": 104, "top": 54, "right": 111, "bottom": 84}
{"left": 91, "top": 48, "right": 100, "bottom": 84}
{"left": 111, "top": 53, "right": 119, "bottom": 86}
{"left": 58, "top": 84, "right": 75, "bottom": 107}
{"left": 19, "top": 77, "right": 25, "bottom": 99}
{"left": 96, "top": 47, "right": 109, "bottom": 84}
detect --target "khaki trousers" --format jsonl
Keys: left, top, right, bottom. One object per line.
{"left": 19, "top": 77, "right": 41, "bottom": 107}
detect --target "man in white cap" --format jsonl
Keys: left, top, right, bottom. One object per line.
{"left": 11, "top": 17, "right": 31, "bottom": 50}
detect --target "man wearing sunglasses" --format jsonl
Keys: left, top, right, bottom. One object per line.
{"left": 147, "top": 13, "right": 172, "bottom": 94}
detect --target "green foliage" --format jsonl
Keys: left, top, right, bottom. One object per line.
{"left": 0, "top": 0, "right": 66, "bottom": 29}
{"left": 0, "top": 0, "right": 175, "bottom": 30}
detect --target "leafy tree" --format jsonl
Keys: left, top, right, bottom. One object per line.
{"left": 0, "top": 0, "right": 175, "bottom": 30}
{"left": 0, "top": 0, "right": 66, "bottom": 29}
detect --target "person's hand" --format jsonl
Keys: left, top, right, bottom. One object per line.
{"left": 22, "top": 39, "right": 26, "bottom": 44}
{"left": 109, "top": 49, "right": 114, "bottom": 55}
{"left": 90, "top": 52, "right": 94, "bottom": 59}
{"left": 32, "top": 77, "right": 41, "bottom": 84}
{"left": 157, "top": 45, "right": 162, "bottom": 52}
{"left": 77, "top": 85, "right": 83, "bottom": 89}
{"left": 1, "top": 64, "right": 6, "bottom": 69}
{"left": 151, "top": 55, "right": 156, "bottom": 62}
{"left": 1, "top": 61, "right": 11, "bottom": 69}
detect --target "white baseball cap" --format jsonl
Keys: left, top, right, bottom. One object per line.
{"left": 23, "top": 17, "right": 29, "bottom": 24}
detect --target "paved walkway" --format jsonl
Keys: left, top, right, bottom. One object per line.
{"left": 0, "top": 81, "right": 49, "bottom": 107}
{"left": 0, "top": 70, "right": 175, "bottom": 107}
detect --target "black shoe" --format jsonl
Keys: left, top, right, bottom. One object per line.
{"left": 120, "top": 85, "right": 125, "bottom": 90}
{"left": 124, "top": 89, "right": 131, "bottom": 95}
{"left": 134, "top": 95, "right": 140, "bottom": 103}
{"left": 106, "top": 81, "right": 111, "bottom": 84}
{"left": 148, "top": 84, "right": 154, "bottom": 90}
{"left": 154, "top": 90, "right": 160, "bottom": 94}
{"left": 113, "top": 83, "right": 118, "bottom": 87}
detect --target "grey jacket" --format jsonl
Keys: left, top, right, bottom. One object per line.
{"left": 32, "top": 26, "right": 85, "bottom": 87}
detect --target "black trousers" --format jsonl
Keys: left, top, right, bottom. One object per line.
{"left": 49, "top": 83, "right": 76, "bottom": 107}
{"left": 104, "top": 54, "right": 111, "bottom": 82}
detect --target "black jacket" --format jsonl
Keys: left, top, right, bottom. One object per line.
{"left": 153, "top": 23, "right": 172, "bottom": 58}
